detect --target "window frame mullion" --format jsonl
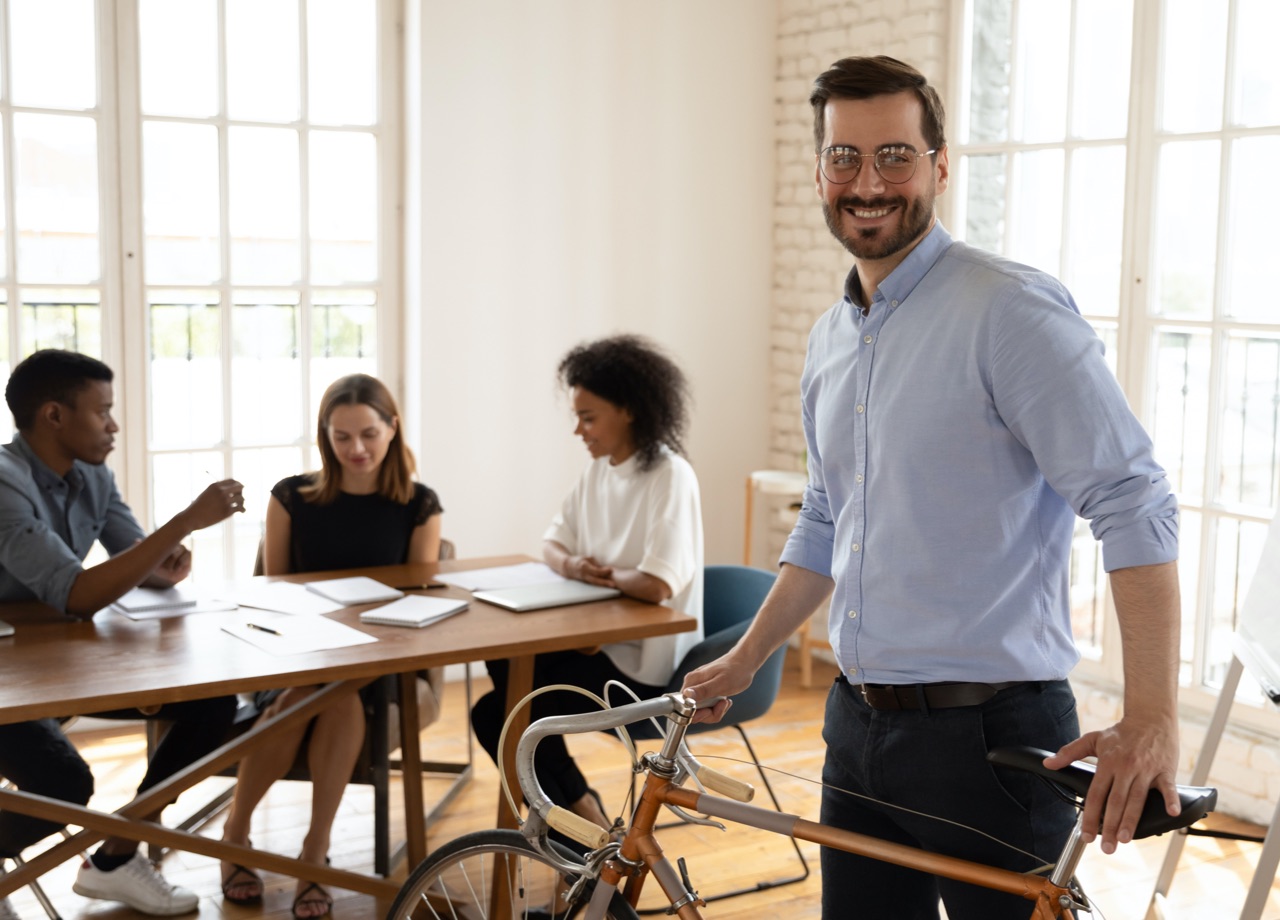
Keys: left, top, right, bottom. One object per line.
{"left": 110, "top": 0, "right": 150, "bottom": 521}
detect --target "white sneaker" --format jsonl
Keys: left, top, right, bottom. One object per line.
{"left": 73, "top": 853, "right": 198, "bottom": 915}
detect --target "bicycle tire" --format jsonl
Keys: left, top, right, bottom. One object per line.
{"left": 387, "top": 829, "right": 641, "bottom": 920}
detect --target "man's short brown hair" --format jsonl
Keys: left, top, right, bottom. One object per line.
{"left": 809, "top": 55, "right": 947, "bottom": 154}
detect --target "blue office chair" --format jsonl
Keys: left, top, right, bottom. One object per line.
{"left": 627, "top": 564, "right": 810, "bottom": 906}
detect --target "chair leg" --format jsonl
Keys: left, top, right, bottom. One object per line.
{"left": 637, "top": 723, "right": 810, "bottom": 913}
{"left": 11, "top": 853, "right": 63, "bottom": 920}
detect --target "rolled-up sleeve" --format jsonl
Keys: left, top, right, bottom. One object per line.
{"left": 990, "top": 281, "right": 1178, "bottom": 573}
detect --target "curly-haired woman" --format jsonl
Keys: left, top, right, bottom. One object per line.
{"left": 471, "top": 334, "right": 705, "bottom": 835}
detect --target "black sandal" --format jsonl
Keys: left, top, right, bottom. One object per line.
{"left": 221, "top": 863, "right": 264, "bottom": 905}
{"left": 292, "top": 881, "right": 333, "bottom": 919}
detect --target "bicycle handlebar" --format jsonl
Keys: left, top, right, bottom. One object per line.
{"left": 515, "top": 692, "right": 755, "bottom": 848}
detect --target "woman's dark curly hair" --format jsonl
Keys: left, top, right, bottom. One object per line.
{"left": 557, "top": 334, "right": 690, "bottom": 472}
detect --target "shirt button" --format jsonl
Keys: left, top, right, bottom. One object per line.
{"left": 848, "top": 668, "right": 858, "bottom": 677}
{"left": 848, "top": 609, "right": 857, "bottom": 618}
{"left": 851, "top": 543, "right": 860, "bottom": 552}
{"left": 863, "top": 335, "right": 873, "bottom": 344}
{"left": 891, "top": 299, "right": 899, "bottom": 307}
{"left": 856, "top": 473, "right": 864, "bottom": 483}
{"left": 856, "top": 404, "right": 865, "bottom": 414}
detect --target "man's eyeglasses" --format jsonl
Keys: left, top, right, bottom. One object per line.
{"left": 817, "top": 145, "right": 938, "bottom": 185}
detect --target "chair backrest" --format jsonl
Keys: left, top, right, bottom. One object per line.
{"left": 629, "top": 565, "right": 780, "bottom": 739}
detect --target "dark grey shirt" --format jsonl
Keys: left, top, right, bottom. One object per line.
{"left": 0, "top": 434, "right": 145, "bottom": 611}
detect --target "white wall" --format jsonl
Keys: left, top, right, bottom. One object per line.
{"left": 406, "top": 1, "right": 776, "bottom": 563}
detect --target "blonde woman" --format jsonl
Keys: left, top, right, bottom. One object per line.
{"left": 220, "top": 374, "right": 442, "bottom": 919}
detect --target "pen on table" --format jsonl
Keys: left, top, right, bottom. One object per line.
{"left": 246, "top": 622, "right": 282, "bottom": 636}
{"left": 393, "top": 583, "right": 447, "bottom": 591}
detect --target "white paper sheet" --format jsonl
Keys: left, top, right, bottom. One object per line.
{"left": 220, "top": 611, "right": 377, "bottom": 654}
{"left": 234, "top": 581, "right": 345, "bottom": 616}
{"left": 113, "top": 598, "right": 239, "bottom": 621}
{"left": 433, "top": 561, "right": 567, "bottom": 592}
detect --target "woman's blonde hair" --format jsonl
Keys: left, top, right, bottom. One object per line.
{"left": 298, "top": 374, "right": 417, "bottom": 505}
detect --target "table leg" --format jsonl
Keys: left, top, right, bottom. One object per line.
{"left": 398, "top": 671, "right": 427, "bottom": 869}
{"left": 497, "top": 653, "right": 536, "bottom": 830}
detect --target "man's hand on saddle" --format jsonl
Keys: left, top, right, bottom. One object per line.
{"left": 1043, "top": 715, "right": 1180, "bottom": 854}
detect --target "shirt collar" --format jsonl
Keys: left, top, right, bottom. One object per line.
{"left": 6, "top": 432, "right": 83, "bottom": 491}
{"left": 841, "top": 220, "right": 954, "bottom": 312}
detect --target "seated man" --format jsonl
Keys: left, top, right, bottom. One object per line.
{"left": 0, "top": 350, "right": 246, "bottom": 918}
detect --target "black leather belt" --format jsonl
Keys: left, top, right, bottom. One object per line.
{"left": 857, "top": 681, "right": 1025, "bottom": 711}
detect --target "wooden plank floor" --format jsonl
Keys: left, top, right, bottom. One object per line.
{"left": 6, "top": 656, "right": 1279, "bottom": 919}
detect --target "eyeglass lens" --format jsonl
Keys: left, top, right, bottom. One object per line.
{"left": 820, "top": 147, "right": 928, "bottom": 185}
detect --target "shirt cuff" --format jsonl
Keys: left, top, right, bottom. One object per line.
{"left": 1100, "top": 515, "right": 1179, "bottom": 573}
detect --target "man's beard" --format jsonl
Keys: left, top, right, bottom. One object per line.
{"left": 822, "top": 190, "right": 935, "bottom": 261}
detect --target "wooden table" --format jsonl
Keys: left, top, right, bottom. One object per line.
{"left": 0, "top": 555, "right": 695, "bottom": 902}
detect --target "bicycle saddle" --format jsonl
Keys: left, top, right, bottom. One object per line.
{"left": 986, "top": 745, "right": 1218, "bottom": 840}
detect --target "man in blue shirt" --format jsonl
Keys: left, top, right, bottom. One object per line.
{"left": 0, "top": 350, "right": 246, "bottom": 918}
{"left": 686, "top": 57, "right": 1181, "bottom": 918}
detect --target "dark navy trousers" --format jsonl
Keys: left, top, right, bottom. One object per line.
{"left": 820, "top": 677, "right": 1080, "bottom": 919}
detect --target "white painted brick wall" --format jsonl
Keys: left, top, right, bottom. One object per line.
{"left": 770, "top": 1, "right": 1280, "bottom": 827}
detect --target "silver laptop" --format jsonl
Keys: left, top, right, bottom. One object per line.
{"left": 472, "top": 581, "right": 621, "bottom": 612}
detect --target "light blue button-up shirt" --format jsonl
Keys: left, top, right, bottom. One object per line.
{"left": 0, "top": 434, "right": 145, "bottom": 611}
{"left": 780, "top": 223, "right": 1178, "bottom": 685}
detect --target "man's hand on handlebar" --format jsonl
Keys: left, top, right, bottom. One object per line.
{"left": 682, "top": 653, "right": 757, "bottom": 724}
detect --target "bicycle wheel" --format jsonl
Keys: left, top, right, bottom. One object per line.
{"left": 387, "top": 829, "right": 641, "bottom": 920}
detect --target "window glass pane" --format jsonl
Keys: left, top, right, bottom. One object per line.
{"left": 1217, "top": 334, "right": 1280, "bottom": 509}
{"left": 965, "top": 0, "right": 1012, "bottom": 144}
{"left": 1069, "top": 518, "right": 1106, "bottom": 658}
{"left": 1151, "top": 140, "right": 1218, "bottom": 319}
{"left": 13, "top": 114, "right": 100, "bottom": 284}
{"left": 226, "top": 0, "right": 299, "bottom": 122}
{"left": 1008, "top": 149, "right": 1063, "bottom": 275}
{"left": 152, "top": 451, "right": 227, "bottom": 583}
{"left": 143, "top": 123, "right": 221, "bottom": 284}
{"left": 1177, "top": 508, "right": 1201, "bottom": 685}
{"left": 231, "top": 446, "right": 305, "bottom": 574}
{"left": 232, "top": 296, "right": 303, "bottom": 445}
{"left": 20, "top": 290, "right": 100, "bottom": 355}
{"left": 1223, "top": 136, "right": 1278, "bottom": 322}
{"left": 1072, "top": 0, "right": 1133, "bottom": 139}
{"left": 139, "top": 0, "right": 218, "bottom": 117}
{"left": 229, "top": 127, "right": 300, "bottom": 284}
{"left": 234, "top": 446, "right": 306, "bottom": 521}
{"left": 1159, "top": 0, "right": 1227, "bottom": 133}
{"left": 959, "top": 154, "right": 1006, "bottom": 251}
{"left": 0, "top": 294, "right": 8, "bottom": 389}
{"left": 0, "top": 136, "right": 7, "bottom": 279}
{"left": 311, "top": 296, "right": 377, "bottom": 409}
{"left": 1152, "top": 328, "right": 1210, "bottom": 504}
{"left": 1014, "top": 0, "right": 1070, "bottom": 142}
{"left": 1093, "top": 321, "right": 1118, "bottom": 377}
{"left": 310, "top": 131, "right": 377, "bottom": 283}
{"left": 149, "top": 296, "right": 223, "bottom": 449}
{"left": 1065, "top": 146, "right": 1124, "bottom": 316}
{"left": 308, "top": 0, "right": 377, "bottom": 126}
{"left": 1232, "top": 0, "right": 1280, "bottom": 128}
{"left": 1207, "top": 517, "right": 1269, "bottom": 688}
{"left": 8, "top": 0, "right": 96, "bottom": 110}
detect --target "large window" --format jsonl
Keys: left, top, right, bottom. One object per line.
{"left": 0, "top": 0, "right": 400, "bottom": 579}
{"left": 952, "top": 0, "right": 1280, "bottom": 716}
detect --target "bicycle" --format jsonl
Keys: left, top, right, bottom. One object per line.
{"left": 388, "top": 691, "right": 1218, "bottom": 919}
